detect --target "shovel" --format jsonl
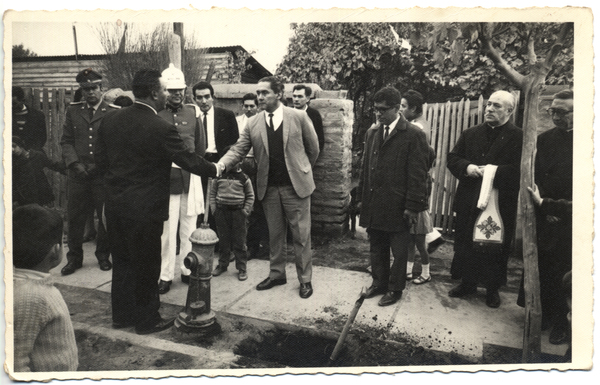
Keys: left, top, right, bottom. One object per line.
{"left": 328, "top": 287, "right": 367, "bottom": 365}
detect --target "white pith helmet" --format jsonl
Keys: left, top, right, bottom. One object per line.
{"left": 161, "top": 63, "right": 186, "bottom": 89}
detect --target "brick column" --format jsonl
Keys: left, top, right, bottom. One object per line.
{"left": 310, "top": 99, "right": 354, "bottom": 237}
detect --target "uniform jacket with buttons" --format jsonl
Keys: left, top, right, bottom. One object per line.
{"left": 358, "top": 115, "right": 431, "bottom": 232}
{"left": 60, "top": 100, "right": 114, "bottom": 175}
{"left": 158, "top": 103, "right": 205, "bottom": 194}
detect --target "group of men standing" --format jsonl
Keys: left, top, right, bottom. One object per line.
{"left": 17, "top": 64, "right": 572, "bottom": 341}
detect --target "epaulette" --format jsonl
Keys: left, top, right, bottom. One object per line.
{"left": 185, "top": 103, "right": 202, "bottom": 118}
{"left": 69, "top": 101, "right": 85, "bottom": 105}
{"left": 108, "top": 103, "right": 122, "bottom": 109}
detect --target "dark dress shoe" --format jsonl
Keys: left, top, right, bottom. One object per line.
{"left": 256, "top": 277, "right": 287, "bottom": 291}
{"left": 299, "top": 282, "right": 313, "bottom": 298}
{"left": 448, "top": 283, "right": 477, "bottom": 298}
{"left": 61, "top": 261, "right": 82, "bottom": 276}
{"left": 158, "top": 280, "right": 172, "bottom": 295}
{"left": 378, "top": 291, "right": 402, "bottom": 306}
{"left": 364, "top": 285, "right": 386, "bottom": 299}
{"left": 212, "top": 265, "right": 227, "bottom": 276}
{"left": 98, "top": 259, "right": 112, "bottom": 271}
{"left": 135, "top": 317, "right": 175, "bottom": 335}
{"left": 549, "top": 324, "right": 570, "bottom": 345}
{"left": 485, "top": 289, "right": 501, "bottom": 308}
{"left": 181, "top": 274, "right": 190, "bottom": 284}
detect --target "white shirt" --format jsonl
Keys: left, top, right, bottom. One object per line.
{"left": 264, "top": 104, "right": 284, "bottom": 131}
{"left": 383, "top": 115, "right": 401, "bottom": 137}
{"left": 204, "top": 106, "right": 217, "bottom": 153}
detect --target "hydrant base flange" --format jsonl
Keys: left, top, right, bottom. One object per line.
{"left": 175, "top": 310, "right": 218, "bottom": 332}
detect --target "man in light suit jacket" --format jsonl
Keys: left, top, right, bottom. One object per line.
{"left": 218, "top": 76, "right": 320, "bottom": 299}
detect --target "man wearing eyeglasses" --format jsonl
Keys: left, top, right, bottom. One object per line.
{"left": 530, "top": 89, "right": 573, "bottom": 345}
{"left": 446, "top": 90, "right": 523, "bottom": 308}
{"left": 60, "top": 68, "right": 115, "bottom": 276}
{"left": 357, "top": 87, "right": 431, "bottom": 307}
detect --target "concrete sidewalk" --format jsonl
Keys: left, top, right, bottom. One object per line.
{"left": 51, "top": 234, "right": 568, "bottom": 363}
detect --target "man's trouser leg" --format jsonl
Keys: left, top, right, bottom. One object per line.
{"left": 262, "top": 186, "right": 289, "bottom": 280}
{"left": 66, "top": 176, "right": 92, "bottom": 265}
{"left": 280, "top": 186, "right": 312, "bottom": 283}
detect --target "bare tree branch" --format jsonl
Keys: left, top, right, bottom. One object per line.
{"left": 526, "top": 33, "right": 537, "bottom": 64}
{"left": 479, "top": 23, "right": 526, "bottom": 87}
{"left": 543, "top": 23, "right": 570, "bottom": 69}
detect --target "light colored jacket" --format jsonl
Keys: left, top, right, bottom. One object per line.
{"left": 219, "top": 105, "right": 320, "bottom": 200}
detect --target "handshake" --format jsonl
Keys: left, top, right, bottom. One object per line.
{"left": 215, "top": 162, "right": 226, "bottom": 178}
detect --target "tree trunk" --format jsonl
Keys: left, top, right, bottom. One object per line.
{"left": 518, "top": 69, "right": 546, "bottom": 363}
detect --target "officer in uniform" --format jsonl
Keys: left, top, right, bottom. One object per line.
{"left": 60, "top": 68, "right": 114, "bottom": 275}
{"left": 156, "top": 64, "right": 206, "bottom": 293}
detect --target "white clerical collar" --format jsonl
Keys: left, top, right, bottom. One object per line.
{"left": 135, "top": 101, "right": 158, "bottom": 115}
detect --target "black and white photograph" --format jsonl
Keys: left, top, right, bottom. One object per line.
{"left": 2, "top": 1, "right": 596, "bottom": 383}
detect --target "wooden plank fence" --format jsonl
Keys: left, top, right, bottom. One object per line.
{"left": 15, "top": 88, "right": 519, "bottom": 236}
{"left": 425, "top": 92, "right": 520, "bottom": 235}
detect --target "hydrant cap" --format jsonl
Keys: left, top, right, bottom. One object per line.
{"left": 189, "top": 225, "right": 219, "bottom": 245}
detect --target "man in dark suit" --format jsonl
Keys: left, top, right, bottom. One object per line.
{"left": 447, "top": 90, "right": 523, "bottom": 308}
{"left": 292, "top": 84, "right": 324, "bottom": 152}
{"left": 95, "top": 69, "right": 219, "bottom": 335}
{"left": 60, "top": 68, "right": 114, "bottom": 275}
{"left": 192, "top": 81, "right": 239, "bottom": 162}
{"left": 12, "top": 86, "right": 47, "bottom": 152}
{"left": 357, "top": 87, "right": 431, "bottom": 307}
{"left": 218, "top": 76, "right": 320, "bottom": 299}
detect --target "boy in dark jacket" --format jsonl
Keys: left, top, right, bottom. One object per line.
{"left": 210, "top": 155, "right": 255, "bottom": 281}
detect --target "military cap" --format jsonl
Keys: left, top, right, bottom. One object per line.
{"left": 76, "top": 68, "right": 103, "bottom": 86}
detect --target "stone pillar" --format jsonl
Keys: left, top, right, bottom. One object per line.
{"left": 310, "top": 99, "right": 354, "bottom": 237}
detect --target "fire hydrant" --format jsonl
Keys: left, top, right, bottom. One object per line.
{"left": 175, "top": 223, "right": 220, "bottom": 335}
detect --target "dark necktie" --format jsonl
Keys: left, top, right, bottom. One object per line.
{"left": 269, "top": 113, "right": 274, "bottom": 130}
{"left": 88, "top": 106, "right": 95, "bottom": 121}
{"left": 383, "top": 125, "right": 390, "bottom": 141}
{"left": 203, "top": 112, "right": 208, "bottom": 149}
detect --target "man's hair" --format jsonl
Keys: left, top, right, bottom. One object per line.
{"left": 403, "top": 89, "right": 424, "bottom": 115}
{"left": 12, "top": 86, "right": 25, "bottom": 101}
{"left": 373, "top": 87, "right": 401, "bottom": 106}
{"left": 292, "top": 84, "right": 312, "bottom": 98}
{"left": 259, "top": 76, "right": 285, "bottom": 95}
{"left": 132, "top": 69, "right": 162, "bottom": 99}
{"left": 192, "top": 81, "right": 215, "bottom": 98}
{"left": 553, "top": 89, "right": 573, "bottom": 100}
{"left": 13, "top": 204, "right": 63, "bottom": 269}
{"left": 242, "top": 93, "right": 258, "bottom": 104}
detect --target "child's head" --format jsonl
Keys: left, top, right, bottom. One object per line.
{"left": 13, "top": 204, "right": 64, "bottom": 271}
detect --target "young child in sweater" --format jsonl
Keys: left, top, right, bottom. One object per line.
{"left": 12, "top": 204, "right": 78, "bottom": 372}
{"left": 210, "top": 156, "right": 255, "bottom": 281}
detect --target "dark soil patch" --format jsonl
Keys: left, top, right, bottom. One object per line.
{"left": 233, "top": 326, "right": 474, "bottom": 367}
{"left": 74, "top": 329, "right": 196, "bottom": 371}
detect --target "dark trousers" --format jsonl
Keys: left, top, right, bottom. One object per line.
{"left": 215, "top": 206, "right": 248, "bottom": 272}
{"left": 107, "top": 213, "right": 162, "bottom": 329}
{"left": 66, "top": 173, "right": 109, "bottom": 264}
{"left": 368, "top": 228, "right": 410, "bottom": 292}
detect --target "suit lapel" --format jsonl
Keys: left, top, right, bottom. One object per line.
{"left": 90, "top": 102, "right": 109, "bottom": 124}
{"left": 259, "top": 111, "right": 269, "bottom": 156}
{"left": 282, "top": 107, "right": 289, "bottom": 150}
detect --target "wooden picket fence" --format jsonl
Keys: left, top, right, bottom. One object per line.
{"left": 19, "top": 87, "right": 77, "bottom": 211}
{"left": 424, "top": 93, "right": 520, "bottom": 235}
{"left": 17, "top": 88, "right": 518, "bottom": 235}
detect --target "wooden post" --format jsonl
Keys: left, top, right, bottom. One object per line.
{"left": 168, "top": 34, "right": 182, "bottom": 69}
{"left": 173, "top": 23, "right": 185, "bottom": 71}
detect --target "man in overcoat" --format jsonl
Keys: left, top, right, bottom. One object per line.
{"left": 95, "top": 69, "right": 218, "bottom": 335}
{"left": 60, "top": 68, "right": 114, "bottom": 275}
{"left": 357, "top": 86, "right": 431, "bottom": 307}
{"left": 447, "top": 90, "right": 522, "bottom": 308}
{"left": 218, "top": 76, "right": 320, "bottom": 299}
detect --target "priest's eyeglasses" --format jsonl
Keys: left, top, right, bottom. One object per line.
{"left": 546, "top": 108, "right": 573, "bottom": 117}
